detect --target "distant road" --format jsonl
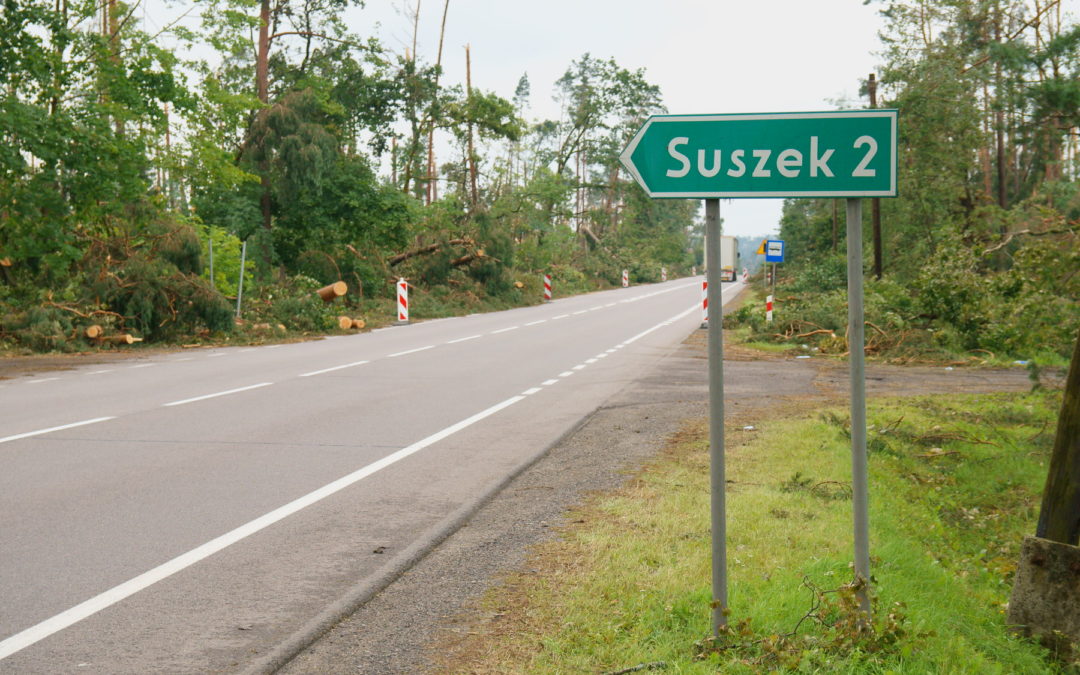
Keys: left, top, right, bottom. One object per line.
{"left": 0, "top": 277, "right": 744, "bottom": 673}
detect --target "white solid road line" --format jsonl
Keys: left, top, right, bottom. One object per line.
{"left": 0, "top": 394, "right": 525, "bottom": 661}
{"left": 299, "top": 361, "right": 370, "bottom": 378}
{"left": 162, "top": 383, "right": 273, "bottom": 408}
{"left": 26, "top": 378, "right": 60, "bottom": 385}
{"left": 0, "top": 417, "right": 116, "bottom": 445}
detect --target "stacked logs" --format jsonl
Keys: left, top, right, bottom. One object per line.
{"left": 84, "top": 325, "right": 142, "bottom": 345}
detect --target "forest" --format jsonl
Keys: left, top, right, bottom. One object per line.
{"left": 0, "top": 0, "right": 1077, "bottom": 362}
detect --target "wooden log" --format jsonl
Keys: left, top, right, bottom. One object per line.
{"left": 351, "top": 318, "right": 365, "bottom": 330}
{"left": 337, "top": 315, "right": 354, "bottom": 330}
{"left": 85, "top": 325, "right": 103, "bottom": 339}
{"left": 317, "top": 281, "right": 348, "bottom": 302}
{"left": 103, "top": 334, "right": 135, "bottom": 345}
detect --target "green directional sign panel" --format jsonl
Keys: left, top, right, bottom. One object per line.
{"left": 620, "top": 110, "right": 897, "bottom": 199}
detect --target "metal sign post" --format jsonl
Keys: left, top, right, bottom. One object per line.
{"left": 846, "top": 198, "right": 871, "bottom": 616}
{"left": 704, "top": 198, "right": 728, "bottom": 631}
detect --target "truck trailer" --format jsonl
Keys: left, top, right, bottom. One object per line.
{"left": 719, "top": 235, "right": 738, "bottom": 282}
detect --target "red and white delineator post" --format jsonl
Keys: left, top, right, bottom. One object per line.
{"left": 766, "top": 294, "right": 774, "bottom": 323}
{"left": 622, "top": 269, "right": 629, "bottom": 288}
{"left": 543, "top": 274, "right": 552, "bottom": 302}
{"left": 661, "top": 267, "right": 667, "bottom": 282}
{"left": 396, "top": 277, "right": 409, "bottom": 324}
{"left": 700, "top": 280, "right": 708, "bottom": 328}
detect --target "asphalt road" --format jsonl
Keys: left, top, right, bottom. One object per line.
{"left": 0, "top": 277, "right": 744, "bottom": 673}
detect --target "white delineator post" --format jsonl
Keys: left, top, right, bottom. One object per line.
{"left": 766, "top": 294, "right": 774, "bottom": 323}
{"left": 396, "top": 278, "right": 409, "bottom": 324}
{"left": 661, "top": 267, "right": 667, "bottom": 282}
{"left": 622, "top": 269, "right": 629, "bottom": 288}
{"left": 543, "top": 274, "right": 552, "bottom": 302}
{"left": 700, "top": 280, "right": 708, "bottom": 328}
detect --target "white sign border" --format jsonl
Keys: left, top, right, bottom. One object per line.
{"left": 619, "top": 110, "right": 899, "bottom": 199}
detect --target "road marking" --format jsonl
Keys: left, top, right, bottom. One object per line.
{"left": 447, "top": 335, "right": 481, "bottom": 345}
{"left": 129, "top": 363, "right": 157, "bottom": 369}
{"left": 86, "top": 370, "right": 114, "bottom": 375}
{"left": 521, "top": 387, "right": 542, "bottom": 396}
{"left": 542, "top": 379, "right": 559, "bottom": 386}
{"left": 524, "top": 319, "right": 547, "bottom": 326}
{"left": 552, "top": 314, "right": 569, "bottom": 320}
{"left": 0, "top": 417, "right": 116, "bottom": 445}
{"left": 605, "top": 303, "right": 616, "bottom": 308}
{"left": 558, "top": 371, "right": 574, "bottom": 378}
{"left": 207, "top": 353, "right": 225, "bottom": 358}
{"left": 596, "top": 353, "right": 608, "bottom": 359}
{"left": 388, "top": 346, "right": 434, "bottom": 358}
{"left": 26, "top": 377, "right": 60, "bottom": 384}
{"left": 585, "top": 358, "right": 598, "bottom": 364}
{"left": 238, "top": 349, "right": 256, "bottom": 353}
{"left": 622, "top": 304, "right": 696, "bottom": 345}
{"left": 491, "top": 326, "right": 518, "bottom": 334}
{"left": 299, "top": 361, "right": 370, "bottom": 378}
{"left": 589, "top": 306, "right": 603, "bottom": 311}
{"left": 606, "top": 349, "right": 618, "bottom": 353}
{"left": 174, "top": 357, "right": 194, "bottom": 362}
{"left": 572, "top": 364, "right": 587, "bottom": 371}
{"left": 265, "top": 345, "right": 282, "bottom": 349}
{"left": 572, "top": 310, "right": 588, "bottom": 315}
{"left": 0, "top": 394, "right": 524, "bottom": 662}
{"left": 162, "top": 383, "right": 273, "bottom": 407}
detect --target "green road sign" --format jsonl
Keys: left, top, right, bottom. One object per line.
{"left": 620, "top": 110, "right": 897, "bottom": 199}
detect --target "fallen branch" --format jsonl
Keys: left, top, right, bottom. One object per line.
{"left": 795, "top": 328, "right": 836, "bottom": 339}
{"left": 388, "top": 238, "right": 473, "bottom": 267}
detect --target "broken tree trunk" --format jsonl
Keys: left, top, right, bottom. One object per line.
{"left": 451, "top": 249, "right": 486, "bottom": 267}
{"left": 1007, "top": 328, "right": 1080, "bottom": 643}
{"left": 388, "top": 238, "right": 473, "bottom": 267}
{"left": 1036, "top": 327, "right": 1080, "bottom": 544}
{"left": 317, "top": 281, "right": 348, "bottom": 302}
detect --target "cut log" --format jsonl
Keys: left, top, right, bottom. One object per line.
{"left": 317, "top": 281, "right": 348, "bottom": 302}
{"left": 337, "top": 315, "right": 353, "bottom": 330}
{"left": 85, "top": 325, "right": 103, "bottom": 339}
{"left": 351, "top": 318, "right": 366, "bottom": 330}
{"left": 103, "top": 334, "right": 136, "bottom": 345}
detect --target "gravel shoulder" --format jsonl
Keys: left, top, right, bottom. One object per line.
{"left": 275, "top": 325, "right": 1040, "bottom": 674}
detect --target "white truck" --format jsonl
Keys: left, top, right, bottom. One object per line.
{"left": 719, "top": 235, "right": 738, "bottom": 282}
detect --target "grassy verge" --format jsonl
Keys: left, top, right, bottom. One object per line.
{"left": 437, "top": 390, "right": 1067, "bottom": 674}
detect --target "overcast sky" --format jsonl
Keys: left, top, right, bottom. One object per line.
{"left": 351, "top": 0, "right": 889, "bottom": 237}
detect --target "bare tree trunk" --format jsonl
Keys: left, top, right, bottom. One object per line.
{"left": 426, "top": 0, "right": 450, "bottom": 205}
{"left": 256, "top": 0, "right": 273, "bottom": 271}
{"left": 1036, "top": 329, "right": 1080, "bottom": 545}
{"left": 465, "top": 44, "right": 478, "bottom": 208}
{"left": 868, "top": 73, "right": 882, "bottom": 280}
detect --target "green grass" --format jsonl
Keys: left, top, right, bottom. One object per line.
{"left": 443, "top": 391, "right": 1068, "bottom": 674}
